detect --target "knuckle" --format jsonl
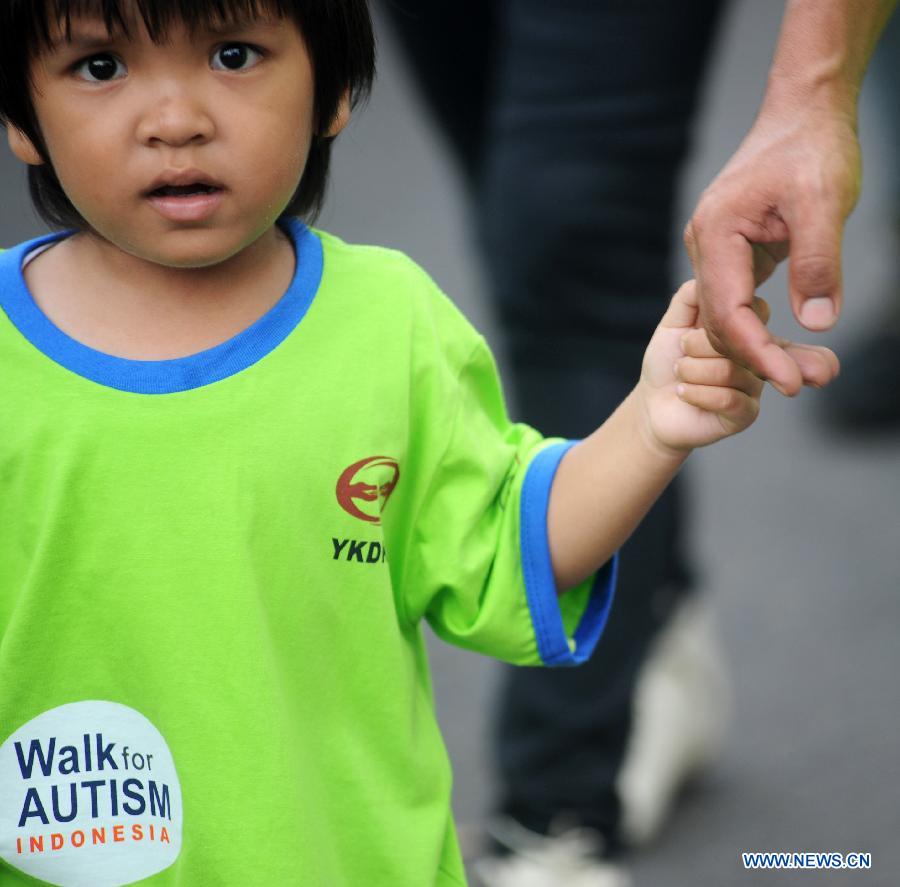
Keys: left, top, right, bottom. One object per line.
{"left": 691, "top": 187, "right": 730, "bottom": 229}
{"left": 718, "top": 389, "right": 739, "bottom": 412}
{"left": 688, "top": 208, "right": 708, "bottom": 239}
{"left": 719, "top": 362, "right": 737, "bottom": 386}
{"left": 794, "top": 168, "right": 829, "bottom": 199}
{"left": 687, "top": 194, "right": 726, "bottom": 243}
{"left": 792, "top": 254, "right": 838, "bottom": 293}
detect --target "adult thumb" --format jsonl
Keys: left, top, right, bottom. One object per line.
{"left": 787, "top": 201, "right": 845, "bottom": 332}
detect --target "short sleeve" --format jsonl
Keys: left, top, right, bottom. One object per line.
{"left": 395, "top": 334, "right": 617, "bottom": 667}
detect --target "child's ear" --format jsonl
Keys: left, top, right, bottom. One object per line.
{"left": 7, "top": 126, "right": 44, "bottom": 166}
{"left": 321, "top": 90, "right": 351, "bottom": 138}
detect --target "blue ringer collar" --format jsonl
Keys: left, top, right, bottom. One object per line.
{"left": 0, "top": 216, "right": 323, "bottom": 394}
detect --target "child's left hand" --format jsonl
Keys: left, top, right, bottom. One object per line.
{"left": 637, "top": 279, "right": 837, "bottom": 454}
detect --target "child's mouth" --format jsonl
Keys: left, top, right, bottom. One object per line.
{"left": 149, "top": 184, "right": 222, "bottom": 197}
{"left": 146, "top": 183, "right": 225, "bottom": 222}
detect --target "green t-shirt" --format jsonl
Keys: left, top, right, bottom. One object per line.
{"left": 0, "top": 218, "right": 616, "bottom": 887}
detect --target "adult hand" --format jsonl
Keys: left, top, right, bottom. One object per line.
{"left": 684, "top": 105, "right": 856, "bottom": 396}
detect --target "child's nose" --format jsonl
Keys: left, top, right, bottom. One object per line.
{"left": 136, "top": 91, "right": 215, "bottom": 148}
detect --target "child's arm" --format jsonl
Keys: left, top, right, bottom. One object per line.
{"left": 546, "top": 279, "right": 838, "bottom": 592}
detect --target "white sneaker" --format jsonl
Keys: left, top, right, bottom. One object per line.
{"left": 616, "top": 595, "right": 732, "bottom": 845}
{"left": 473, "top": 816, "right": 631, "bottom": 887}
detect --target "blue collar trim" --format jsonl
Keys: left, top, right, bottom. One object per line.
{"left": 0, "top": 216, "right": 322, "bottom": 394}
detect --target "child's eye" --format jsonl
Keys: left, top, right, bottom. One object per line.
{"left": 211, "top": 43, "right": 263, "bottom": 72}
{"left": 73, "top": 53, "right": 127, "bottom": 83}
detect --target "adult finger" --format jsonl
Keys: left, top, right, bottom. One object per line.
{"left": 686, "top": 221, "right": 803, "bottom": 395}
{"left": 781, "top": 341, "right": 841, "bottom": 388}
{"left": 782, "top": 195, "right": 847, "bottom": 331}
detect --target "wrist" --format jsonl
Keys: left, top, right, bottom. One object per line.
{"left": 760, "top": 66, "right": 859, "bottom": 128}
{"left": 759, "top": 0, "right": 897, "bottom": 125}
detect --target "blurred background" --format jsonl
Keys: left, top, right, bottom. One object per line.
{"left": 2, "top": 1, "right": 898, "bottom": 884}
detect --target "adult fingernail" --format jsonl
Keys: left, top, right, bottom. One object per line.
{"left": 800, "top": 297, "right": 835, "bottom": 330}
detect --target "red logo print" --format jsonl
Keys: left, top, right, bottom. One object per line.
{"left": 335, "top": 456, "right": 400, "bottom": 524}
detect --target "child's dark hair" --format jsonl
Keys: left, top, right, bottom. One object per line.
{"left": 0, "top": 0, "right": 375, "bottom": 229}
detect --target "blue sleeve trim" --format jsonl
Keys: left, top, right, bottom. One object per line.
{"left": 520, "top": 440, "right": 619, "bottom": 667}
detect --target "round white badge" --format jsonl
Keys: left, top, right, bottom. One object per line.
{"left": 0, "top": 701, "right": 183, "bottom": 886}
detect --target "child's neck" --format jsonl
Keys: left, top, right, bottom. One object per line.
{"left": 25, "top": 225, "right": 295, "bottom": 361}
{"left": 68, "top": 224, "right": 293, "bottom": 312}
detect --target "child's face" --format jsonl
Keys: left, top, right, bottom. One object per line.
{"left": 8, "top": 8, "right": 347, "bottom": 268}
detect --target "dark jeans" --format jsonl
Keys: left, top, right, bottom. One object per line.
{"left": 384, "top": 0, "right": 726, "bottom": 843}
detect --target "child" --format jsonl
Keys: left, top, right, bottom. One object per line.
{"left": 0, "top": 2, "right": 836, "bottom": 885}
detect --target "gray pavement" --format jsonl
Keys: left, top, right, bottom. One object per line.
{"left": 2, "top": 2, "right": 898, "bottom": 885}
